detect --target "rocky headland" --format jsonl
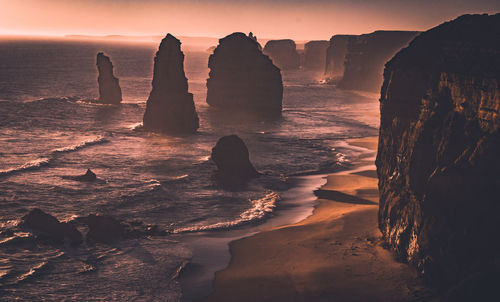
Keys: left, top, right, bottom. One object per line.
{"left": 338, "top": 31, "right": 419, "bottom": 92}
{"left": 302, "top": 40, "right": 329, "bottom": 70}
{"left": 376, "top": 13, "right": 500, "bottom": 298}
{"left": 263, "top": 39, "right": 300, "bottom": 70}
{"left": 143, "top": 34, "right": 199, "bottom": 134}
{"left": 206, "top": 32, "right": 283, "bottom": 115}
{"left": 324, "top": 35, "right": 356, "bottom": 81}
{"left": 96, "top": 52, "right": 122, "bottom": 104}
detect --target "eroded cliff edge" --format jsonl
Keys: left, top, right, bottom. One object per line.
{"left": 376, "top": 13, "right": 500, "bottom": 296}
{"left": 143, "top": 34, "right": 199, "bottom": 134}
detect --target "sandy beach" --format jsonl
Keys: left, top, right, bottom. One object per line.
{"left": 201, "top": 137, "right": 435, "bottom": 302}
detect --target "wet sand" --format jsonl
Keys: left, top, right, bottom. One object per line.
{"left": 201, "top": 137, "right": 434, "bottom": 302}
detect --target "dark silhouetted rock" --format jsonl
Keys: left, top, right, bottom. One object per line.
{"left": 206, "top": 32, "right": 283, "bottom": 115}
{"left": 72, "top": 169, "right": 97, "bottom": 182}
{"left": 19, "top": 208, "right": 82, "bottom": 245}
{"left": 96, "top": 52, "right": 122, "bottom": 104}
{"left": 211, "top": 135, "right": 259, "bottom": 181}
{"left": 376, "top": 14, "right": 500, "bottom": 293}
{"left": 143, "top": 34, "right": 199, "bottom": 134}
{"left": 263, "top": 39, "right": 300, "bottom": 70}
{"left": 324, "top": 35, "right": 356, "bottom": 80}
{"left": 303, "top": 40, "right": 329, "bottom": 70}
{"left": 338, "top": 31, "right": 419, "bottom": 92}
{"left": 81, "top": 214, "right": 128, "bottom": 244}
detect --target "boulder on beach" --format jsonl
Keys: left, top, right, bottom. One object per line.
{"left": 211, "top": 135, "right": 259, "bottom": 181}
{"left": 81, "top": 214, "right": 128, "bottom": 244}
{"left": 263, "top": 39, "right": 300, "bottom": 70}
{"left": 19, "top": 208, "right": 82, "bottom": 245}
{"left": 143, "top": 34, "right": 199, "bottom": 134}
{"left": 206, "top": 32, "right": 283, "bottom": 115}
{"left": 96, "top": 52, "right": 122, "bottom": 104}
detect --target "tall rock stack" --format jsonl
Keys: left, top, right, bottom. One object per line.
{"left": 143, "top": 34, "right": 199, "bottom": 134}
{"left": 302, "top": 40, "right": 329, "bottom": 70}
{"left": 263, "top": 39, "right": 300, "bottom": 70}
{"left": 96, "top": 52, "right": 122, "bottom": 104}
{"left": 324, "top": 35, "right": 355, "bottom": 80}
{"left": 376, "top": 14, "right": 500, "bottom": 296}
{"left": 206, "top": 32, "right": 283, "bottom": 115}
{"left": 338, "top": 31, "right": 419, "bottom": 92}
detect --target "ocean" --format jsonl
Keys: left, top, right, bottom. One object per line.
{"left": 0, "top": 37, "right": 379, "bottom": 300}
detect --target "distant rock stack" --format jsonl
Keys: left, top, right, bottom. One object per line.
{"left": 206, "top": 32, "right": 283, "bottom": 115}
{"left": 96, "top": 52, "right": 122, "bottom": 104}
{"left": 324, "top": 35, "right": 355, "bottom": 80}
{"left": 143, "top": 34, "right": 199, "bottom": 134}
{"left": 338, "top": 31, "right": 419, "bottom": 92}
{"left": 263, "top": 39, "right": 300, "bottom": 70}
{"left": 211, "top": 135, "right": 259, "bottom": 182}
{"left": 377, "top": 14, "right": 500, "bottom": 295}
{"left": 302, "top": 40, "right": 329, "bottom": 70}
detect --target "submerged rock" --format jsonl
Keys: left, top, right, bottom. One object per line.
{"left": 376, "top": 13, "right": 500, "bottom": 292}
{"left": 263, "top": 39, "right": 300, "bottom": 70}
{"left": 338, "top": 31, "right": 419, "bottom": 92}
{"left": 206, "top": 32, "right": 283, "bottom": 115}
{"left": 96, "top": 52, "right": 122, "bottom": 104}
{"left": 19, "top": 209, "right": 82, "bottom": 245}
{"left": 72, "top": 169, "right": 97, "bottom": 182}
{"left": 211, "top": 135, "right": 259, "bottom": 182}
{"left": 303, "top": 40, "right": 329, "bottom": 70}
{"left": 81, "top": 214, "right": 128, "bottom": 244}
{"left": 324, "top": 35, "right": 356, "bottom": 80}
{"left": 143, "top": 34, "right": 199, "bottom": 134}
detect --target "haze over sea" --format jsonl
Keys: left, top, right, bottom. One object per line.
{"left": 0, "top": 37, "right": 378, "bottom": 300}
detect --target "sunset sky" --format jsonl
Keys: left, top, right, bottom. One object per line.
{"left": 0, "top": 0, "right": 498, "bottom": 40}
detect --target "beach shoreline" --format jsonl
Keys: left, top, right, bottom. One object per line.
{"left": 198, "top": 136, "right": 436, "bottom": 302}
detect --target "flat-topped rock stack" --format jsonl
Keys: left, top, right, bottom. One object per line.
{"left": 263, "top": 39, "right": 300, "bottom": 70}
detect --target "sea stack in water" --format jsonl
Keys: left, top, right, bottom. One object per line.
{"left": 303, "top": 40, "right": 329, "bottom": 70}
{"left": 338, "top": 31, "right": 419, "bottom": 92}
{"left": 324, "top": 35, "right": 355, "bottom": 80}
{"left": 263, "top": 39, "right": 300, "bottom": 70}
{"left": 211, "top": 135, "right": 259, "bottom": 182}
{"left": 206, "top": 33, "right": 283, "bottom": 115}
{"left": 377, "top": 14, "right": 500, "bottom": 296}
{"left": 96, "top": 52, "right": 122, "bottom": 104}
{"left": 143, "top": 34, "right": 199, "bottom": 134}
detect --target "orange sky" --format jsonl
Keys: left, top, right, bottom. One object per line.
{"left": 0, "top": 0, "right": 498, "bottom": 40}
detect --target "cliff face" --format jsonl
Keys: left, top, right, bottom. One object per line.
{"left": 376, "top": 14, "right": 500, "bottom": 292}
{"left": 143, "top": 34, "right": 199, "bottom": 134}
{"left": 263, "top": 39, "right": 300, "bottom": 70}
{"left": 324, "top": 35, "right": 355, "bottom": 80}
{"left": 303, "top": 40, "right": 329, "bottom": 70}
{"left": 206, "top": 33, "right": 283, "bottom": 115}
{"left": 96, "top": 53, "right": 122, "bottom": 104}
{"left": 338, "top": 31, "right": 419, "bottom": 92}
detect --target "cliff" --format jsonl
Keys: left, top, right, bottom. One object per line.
{"left": 143, "top": 34, "right": 199, "bottom": 134}
{"left": 263, "top": 39, "right": 300, "bottom": 70}
{"left": 302, "top": 40, "right": 329, "bottom": 70}
{"left": 338, "top": 31, "right": 419, "bottom": 92}
{"left": 376, "top": 13, "right": 500, "bottom": 295}
{"left": 324, "top": 35, "right": 355, "bottom": 80}
{"left": 96, "top": 52, "right": 122, "bottom": 104}
{"left": 206, "top": 33, "right": 283, "bottom": 115}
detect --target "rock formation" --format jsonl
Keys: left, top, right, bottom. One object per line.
{"left": 19, "top": 208, "right": 82, "bottom": 245}
{"left": 206, "top": 32, "right": 283, "bottom": 115}
{"left": 80, "top": 214, "right": 128, "bottom": 244}
{"left": 338, "top": 31, "right": 419, "bottom": 92}
{"left": 96, "top": 52, "right": 122, "bottom": 104}
{"left": 211, "top": 135, "right": 259, "bottom": 182}
{"left": 263, "top": 39, "right": 300, "bottom": 70}
{"left": 302, "top": 40, "right": 329, "bottom": 70}
{"left": 376, "top": 13, "right": 500, "bottom": 294}
{"left": 143, "top": 34, "right": 199, "bottom": 134}
{"left": 324, "top": 35, "right": 356, "bottom": 80}
{"left": 72, "top": 169, "right": 97, "bottom": 182}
